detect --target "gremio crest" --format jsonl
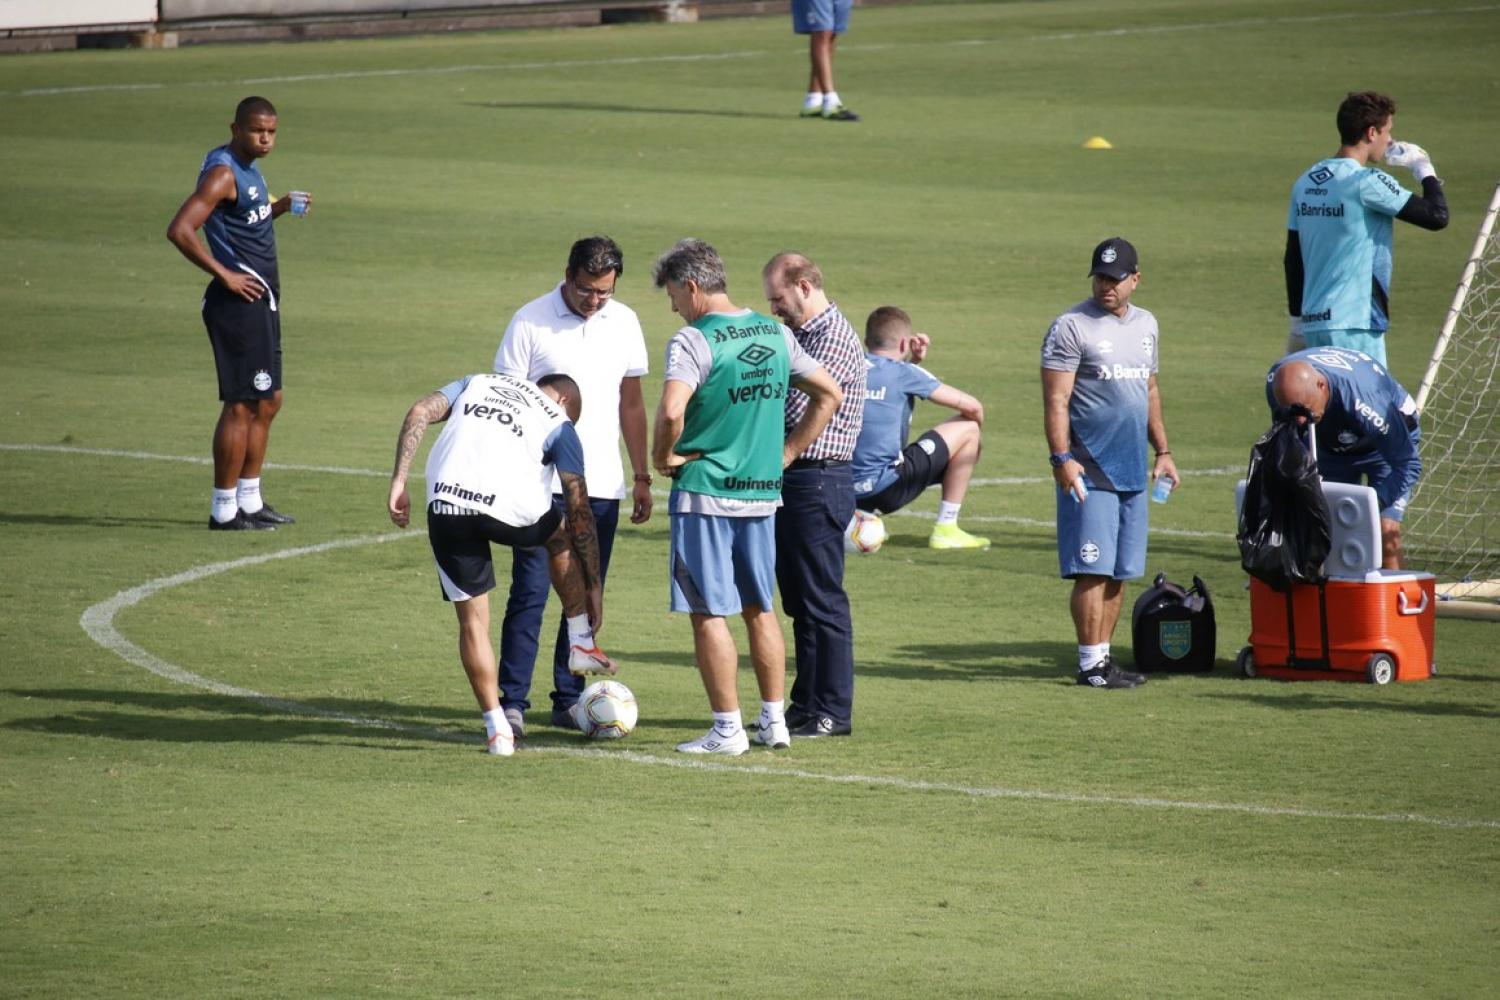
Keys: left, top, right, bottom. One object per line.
{"left": 1159, "top": 620, "right": 1192, "bottom": 660}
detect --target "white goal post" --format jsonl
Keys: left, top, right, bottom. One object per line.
{"left": 1405, "top": 181, "right": 1500, "bottom": 620}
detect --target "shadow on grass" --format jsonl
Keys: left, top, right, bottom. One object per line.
{"left": 2, "top": 687, "right": 471, "bottom": 747}
{"left": 1198, "top": 690, "right": 1500, "bottom": 719}
{"left": 0, "top": 512, "right": 199, "bottom": 529}
{"left": 466, "top": 100, "right": 786, "bottom": 121}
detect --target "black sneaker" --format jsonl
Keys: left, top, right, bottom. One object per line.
{"left": 790, "top": 716, "right": 851, "bottom": 738}
{"left": 209, "top": 511, "right": 275, "bottom": 531}
{"left": 1076, "top": 661, "right": 1139, "bottom": 689}
{"left": 244, "top": 504, "right": 295, "bottom": 526}
{"left": 1105, "top": 656, "right": 1148, "bottom": 685}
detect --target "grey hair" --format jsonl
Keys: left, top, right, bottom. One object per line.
{"left": 652, "top": 238, "right": 727, "bottom": 293}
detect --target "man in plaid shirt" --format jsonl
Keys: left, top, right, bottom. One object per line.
{"left": 762, "top": 252, "right": 867, "bottom": 738}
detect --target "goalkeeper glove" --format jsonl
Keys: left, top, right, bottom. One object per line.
{"left": 1286, "top": 316, "right": 1305, "bottom": 354}
{"left": 1384, "top": 141, "right": 1437, "bottom": 182}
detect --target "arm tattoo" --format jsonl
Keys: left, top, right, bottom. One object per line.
{"left": 392, "top": 392, "right": 451, "bottom": 481}
{"left": 560, "top": 471, "right": 602, "bottom": 590}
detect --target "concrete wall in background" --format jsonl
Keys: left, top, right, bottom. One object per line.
{"left": 1, "top": 0, "right": 156, "bottom": 31}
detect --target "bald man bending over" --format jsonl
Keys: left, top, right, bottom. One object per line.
{"left": 1266, "top": 347, "right": 1421, "bottom": 568}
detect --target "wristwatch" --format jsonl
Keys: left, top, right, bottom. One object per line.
{"left": 1049, "top": 451, "right": 1074, "bottom": 468}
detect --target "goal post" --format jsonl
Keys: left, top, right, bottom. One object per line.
{"left": 1404, "top": 181, "right": 1500, "bottom": 620}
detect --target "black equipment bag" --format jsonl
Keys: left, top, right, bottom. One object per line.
{"left": 1130, "top": 573, "right": 1216, "bottom": 672}
{"left": 1237, "top": 420, "right": 1331, "bottom": 592}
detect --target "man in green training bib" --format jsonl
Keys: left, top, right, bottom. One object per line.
{"left": 651, "top": 239, "right": 843, "bottom": 756}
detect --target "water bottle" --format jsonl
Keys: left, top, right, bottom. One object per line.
{"left": 289, "top": 191, "right": 310, "bottom": 217}
{"left": 1151, "top": 474, "right": 1174, "bottom": 504}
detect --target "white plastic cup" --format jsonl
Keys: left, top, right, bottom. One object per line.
{"left": 289, "top": 191, "right": 310, "bottom": 216}
{"left": 1151, "top": 474, "right": 1174, "bottom": 504}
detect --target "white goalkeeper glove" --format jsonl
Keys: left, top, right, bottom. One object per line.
{"left": 1286, "top": 316, "right": 1305, "bottom": 354}
{"left": 1384, "top": 140, "right": 1437, "bottom": 182}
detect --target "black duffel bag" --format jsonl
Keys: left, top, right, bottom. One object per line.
{"left": 1130, "top": 573, "right": 1216, "bottom": 673}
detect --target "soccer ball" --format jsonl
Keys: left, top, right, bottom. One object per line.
{"left": 844, "top": 510, "right": 887, "bottom": 555}
{"left": 576, "top": 680, "right": 638, "bottom": 740}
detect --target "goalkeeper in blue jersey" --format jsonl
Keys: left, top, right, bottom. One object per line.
{"left": 1284, "top": 91, "right": 1449, "bottom": 366}
{"left": 1267, "top": 347, "right": 1422, "bottom": 570}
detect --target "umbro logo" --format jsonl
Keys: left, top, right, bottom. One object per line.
{"left": 737, "top": 344, "right": 775, "bottom": 367}
{"left": 1309, "top": 167, "right": 1334, "bottom": 185}
{"left": 489, "top": 385, "right": 531, "bottom": 407}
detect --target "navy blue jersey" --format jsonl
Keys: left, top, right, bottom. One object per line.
{"left": 1265, "top": 347, "right": 1421, "bottom": 510}
{"left": 199, "top": 144, "right": 279, "bottom": 292}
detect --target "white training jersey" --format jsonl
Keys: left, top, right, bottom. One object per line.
{"left": 424, "top": 373, "right": 575, "bottom": 527}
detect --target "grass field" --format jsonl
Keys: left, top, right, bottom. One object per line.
{"left": 3, "top": 1, "right": 1500, "bottom": 995}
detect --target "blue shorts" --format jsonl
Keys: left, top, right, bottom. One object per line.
{"left": 670, "top": 512, "right": 777, "bottom": 616}
{"left": 1304, "top": 327, "right": 1386, "bottom": 367}
{"left": 792, "top": 0, "right": 851, "bottom": 34}
{"left": 1055, "top": 481, "right": 1148, "bottom": 580}
{"left": 1320, "top": 449, "right": 1416, "bottom": 523}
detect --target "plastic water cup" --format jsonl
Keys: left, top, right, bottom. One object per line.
{"left": 1151, "top": 475, "right": 1174, "bottom": 504}
{"left": 289, "top": 191, "right": 310, "bottom": 216}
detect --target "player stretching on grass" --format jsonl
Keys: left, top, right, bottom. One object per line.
{"left": 1284, "top": 91, "right": 1449, "bottom": 364}
{"left": 388, "top": 373, "right": 616, "bottom": 757}
{"left": 851, "top": 305, "right": 990, "bottom": 549}
{"left": 168, "top": 96, "right": 310, "bottom": 531}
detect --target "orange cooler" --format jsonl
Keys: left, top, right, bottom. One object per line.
{"left": 1241, "top": 571, "right": 1435, "bottom": 684}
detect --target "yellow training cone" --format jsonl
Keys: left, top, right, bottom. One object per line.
{"left": 1083, "top": 136, "right": 1114, "bottom": 150}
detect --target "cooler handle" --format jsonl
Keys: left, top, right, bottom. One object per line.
{"left": 1398, "top": 588, "right": 1428, "bottom": 616}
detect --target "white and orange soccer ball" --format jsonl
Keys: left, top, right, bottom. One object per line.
{"left": 576, "top": 680, "right": 638, "bottom": 740}
{"left": 844, "top": 510, "right": 888, "bottom": 555}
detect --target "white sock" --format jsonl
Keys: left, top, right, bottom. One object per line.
{"left": 211, "top": 488, "right": 238, "bottom": 523}
{"left": 566, "top": 613, "right": 594, "bottom": 649}
{"left": 936, "top": 500, "right": 961, "bottom": 525}
{"left": 712, "top": 709, "right": 743, "bottom": 735}
{"left": 483, "top": 707, "right": 511, "bottom": 740}
{"left": 1078, "top": 643, "right": 1108, "bottom": 672}
{"left": 758, "top": 700, "right": 784, "bottom": 725}
{"left": 237, "top": 477, "right": 263, "bottom": 514}
{"left": 803, "top": 91, "right": 823, "bottom": 110}
{"left": 823, "top": 91, "right": 842, "bottom": 111}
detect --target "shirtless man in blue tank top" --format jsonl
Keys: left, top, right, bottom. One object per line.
{"left": 167, "top": 96, "right": 312, "bottom": 531}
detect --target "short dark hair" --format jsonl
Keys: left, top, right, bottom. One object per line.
{"left": 865, "top": 306, "right": 912, "bottom": 350}
{"left": 652, "top": 239, "right": 727, "bottom": 293}
{"left": 1336, "top": 91, "right": 1396, "bottom": 146}
{"left": 235, "top": 96, "right": 277, "bottom": 124}
{"left": 566, "top": 236, "right": 623, "bottom": 280}
{"left": 537, "top": 373, "right": 582, "bottom": 421}
{"left": 763, "top": 252, "right": 824, "bottom": 291}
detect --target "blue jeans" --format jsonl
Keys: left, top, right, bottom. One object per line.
{"left": 498, "top": 496, "right": 619, "bottom": 713}
{"left": 775, "top": 462, "right": 856, "bottom": 725}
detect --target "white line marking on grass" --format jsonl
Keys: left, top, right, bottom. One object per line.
{"left": 0, "top": 442, "right": 394, "bottom": 479}
{"left": 6, "top": 6, "right": 1496, "bottom": 98}
{"left": 76, "top": 532, "right": 1499, "bottom": 831}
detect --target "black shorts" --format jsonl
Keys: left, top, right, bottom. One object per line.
{"left": 426, "top": 501, "right": 562, "bottom": 602}
{"left": 203, "top": 280, "right": 282, "bottom": 402}
{"left": 856, "top": 430, "right": 950, "bottom": 514}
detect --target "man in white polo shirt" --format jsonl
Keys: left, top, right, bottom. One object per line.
{"left": 493, "top": 236, "right": 653, "bottom": 734}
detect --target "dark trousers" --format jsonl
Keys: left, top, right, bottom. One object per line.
{"left": 498, "top": 496, "right": 619, "bottom": 713}
{"left": 775, "top": 463, "right": 857, "bottom": 724}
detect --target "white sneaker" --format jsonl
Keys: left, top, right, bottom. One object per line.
{"left": 751, "top": 718, "right": 791, "bottom": 749}
{"left": 568, "top": 643, "right": 619, "bottom": 676}
{"left": 676, "top": 726, "right": 749, "bottom": 756}
{"left": 485, "top": 728, "right": 515, "bottom": 756}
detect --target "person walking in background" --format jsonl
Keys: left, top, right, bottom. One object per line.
{"left": 792, "top": 0, "right": 860, "bottom": 121}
